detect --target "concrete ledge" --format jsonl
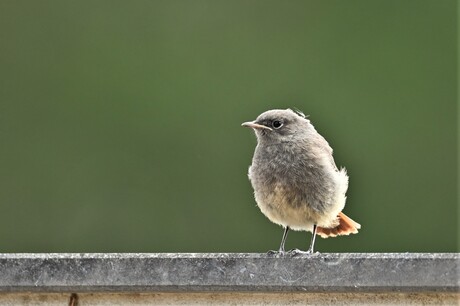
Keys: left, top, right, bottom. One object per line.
{"left": 0, "top": 253, "right": 458, "bottom": 293}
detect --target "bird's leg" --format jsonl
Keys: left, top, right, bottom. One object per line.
{"left": 279, "top": 226, "right": 290, "bottom": 253}
{"left": 306, "top": 224, "right": 317, "bottom": 254}
{"left": 267, "top": 226, "right": 289, "bottom": 255}
{"left": 287, "top": 224, "right": 318, "bottom": 256}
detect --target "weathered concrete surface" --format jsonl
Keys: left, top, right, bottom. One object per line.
{"left": 0, "top": 292, "right": 459, "bottom": 306}
{"left": 0, "top": 253, "right": 458, "bottom": 293}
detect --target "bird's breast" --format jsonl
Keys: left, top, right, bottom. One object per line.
{"left": 248, "top": 142, "right": 347, "bottom": 229}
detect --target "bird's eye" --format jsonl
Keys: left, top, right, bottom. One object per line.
{"left": 272, "top": 120, "right": 283, "bottom": 129}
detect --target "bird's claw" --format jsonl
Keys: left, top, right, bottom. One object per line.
{"left": 287, "top": 248, "right": 320, "bottom": 256}
{"left": 266, "top": 249, "right": 287, "bottom": 256}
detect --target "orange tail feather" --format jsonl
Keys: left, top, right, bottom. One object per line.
{"left": 317, "top": 212, "right": 361, "bottom": 238}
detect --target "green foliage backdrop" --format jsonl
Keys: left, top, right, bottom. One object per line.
{"left": 0, "top": 0, "right": 457, "bottom": 252}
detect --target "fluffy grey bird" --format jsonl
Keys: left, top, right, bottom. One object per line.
{"left": 242, "top": 109, "right": 360, "bottom": 254}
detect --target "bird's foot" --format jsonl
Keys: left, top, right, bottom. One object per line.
{"left": 287, "top": 248, "right": 321, "bottom": 256}
{"left": 266, "top": 249, "right": 287, "bottom": 256}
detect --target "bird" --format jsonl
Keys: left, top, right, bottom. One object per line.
{"left": 242, "top": 108, "right": 360, "bottom": 254}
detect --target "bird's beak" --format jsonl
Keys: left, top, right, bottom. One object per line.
{"left": 241, "top": 121, "right": 273, "bottom": 131}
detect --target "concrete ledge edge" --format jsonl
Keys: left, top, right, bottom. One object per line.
{"left": 0, "top": 253, "right": 458, "bottom": 293}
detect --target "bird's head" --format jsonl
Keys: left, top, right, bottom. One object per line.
{"left": 242, "top": 108, "right": 310, "bottom": 143}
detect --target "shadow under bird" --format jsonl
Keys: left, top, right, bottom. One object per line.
{"left": 242, "top": 109, "right": 361, "bottom": 254}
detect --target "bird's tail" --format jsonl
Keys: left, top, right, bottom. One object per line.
{"left": 317, "top": 212, "right": 361, "bottom": 238}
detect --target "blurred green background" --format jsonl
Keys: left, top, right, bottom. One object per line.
{"left": 0, "top": 0, "right": 457, "bottom": 253}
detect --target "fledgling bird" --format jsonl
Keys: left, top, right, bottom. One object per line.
{"left": 242, "top": 109, "right": 360, "bottom": 254}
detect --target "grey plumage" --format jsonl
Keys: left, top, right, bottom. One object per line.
{"left": 242, "top": 109, "right": 359, "bottom": 253}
